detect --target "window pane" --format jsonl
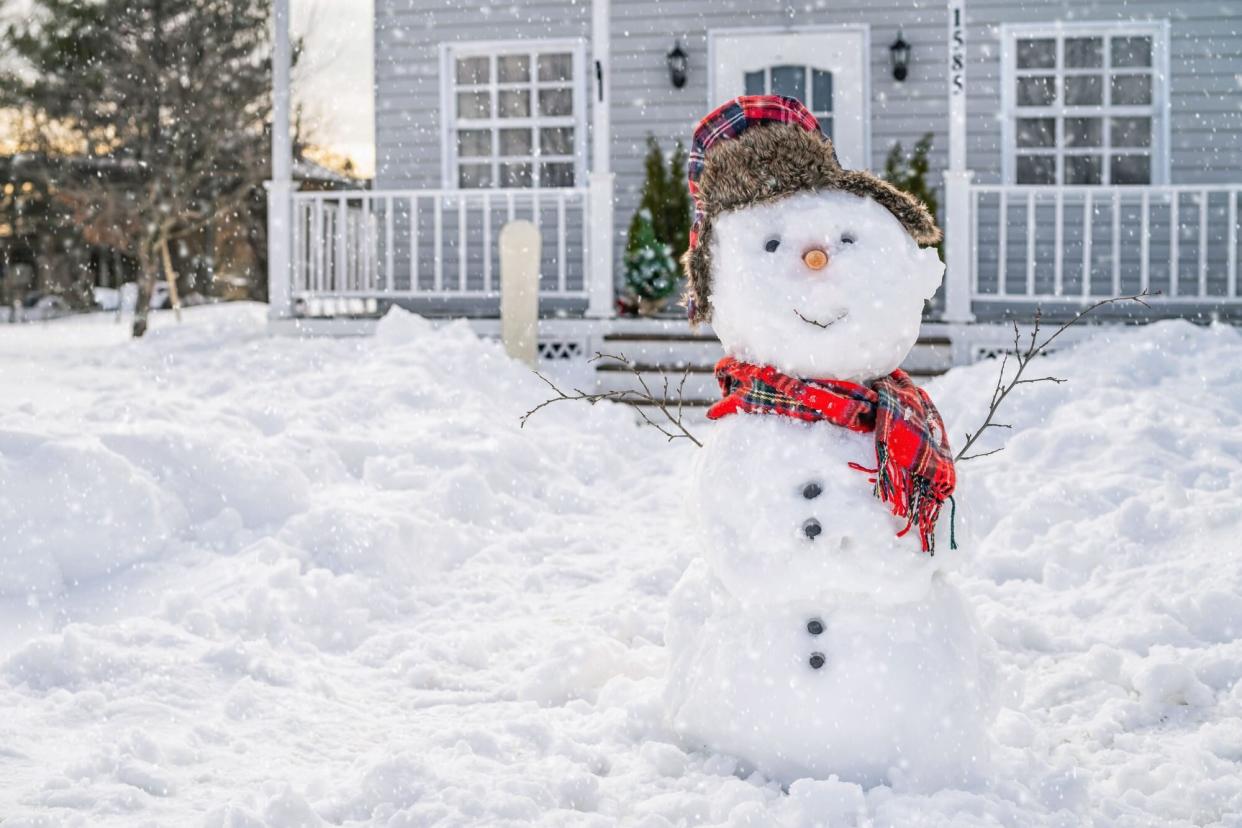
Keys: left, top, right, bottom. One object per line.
{"left": 1110, "top": 116, "right": 1152, "bottom": 148}
{"left": 499, "top": 128, "right": 532, "bottom": 156}
{"left": 1016, "top": 38, "right": 1056, "bottom": 69}
{"left": 1064, "top": 117, "right": 1103, "bottom": 147}
{"left": 457, "top": 91, "right": 491, "bottom": 119}
{"left": 1065, "top": 155, "right": 1102, "bottom": 185}
{"left": 540, "top": 126, "right": 574, "bottom": 156}
{"left": 498, "top": 55, "right": 530, "bottom": 83}
{"left": 1111, "top": 154, "right": 1151, "bottom": 184}
{"left": 499, "top": 162, "right": 532, "bottom": 187}
{"left": 812, "top": 69, "right": 833, "bottom": 113}
{"left": 744, "top": 70, "right": 764, "bottom": 95}
{"left": 498, "top": 89, "right": 530, "bottom": 118}
{"left": 1017, "top": 76, "right": 1056, "bottom": 106}
{"left": 1112, "top": 37, "right": 1152, "bottom": 68}
{"left": 1065, "top": 75, "right": 1102, "bottom": 106}
{"left": 821, "top": 116, "right": 833, "bottom": 140}
{"left": 770, "top": 65, "right": 806, "bottom": 102}
{"left": 1016, "top": 117, "right": 1056, "bottom": 147}
{"left": 1111, "top": 74, "right": 1152, "bottom": 105}
{"left": 456, "top": 56, "right": 489, "bottom": 85}
{"left": 538, "top": 88, "right": 573, "bottom": 116}
{"left": 458, "top": 163, "right": 493, "bottom": 189}
{"left": 540, "top": 162, "right": 575, "bottom": 187}
{"left": 457, "top": 129, "right": 492, "bottom": 158}
{"left": 537, "top": 53, "right": 573, "bottom": 82}
{"left": 1016, "top": 154, "right": 1056, "bottom": 184}
{"left": 1065, "top": 37, "right": 1103, "bottom": 68}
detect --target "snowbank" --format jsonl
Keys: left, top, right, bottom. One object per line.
{"left": 1, "top": 305, "right": 1239, "bottom": 826}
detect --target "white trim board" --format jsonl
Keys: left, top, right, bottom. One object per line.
{"left": 999, "top": 20, "right": 1170, "bottom": 186}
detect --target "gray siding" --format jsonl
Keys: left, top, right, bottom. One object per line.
{"left": 374, "top": 0, "right": 1242, "bottom": 302}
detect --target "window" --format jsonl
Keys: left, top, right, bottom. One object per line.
{"left": 743, "top": 65, "right": 834, "bottom": 140}
{"left": 1004, "top": 24, "right": 1167, "bottom": 185}
{"left": 443, "top": 41, "right": 585, "bottom": 189}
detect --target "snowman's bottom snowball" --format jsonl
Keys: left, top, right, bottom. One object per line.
{"left": 664, "top": 560, "right": 995, "bottom": 791}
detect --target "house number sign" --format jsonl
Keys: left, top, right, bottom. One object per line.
{"left": 949, "top": 2, "right": 965, "bottom": 95}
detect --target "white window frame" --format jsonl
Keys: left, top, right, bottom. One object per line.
{"left": 439, "top": 38, "right": 588, "bottom": 190}
{"left": 1000, "top": 21, "right": 1170, "bottom": 186}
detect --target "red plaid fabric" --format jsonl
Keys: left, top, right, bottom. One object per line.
{"left": 687, "top": 96, "right": 822, "bottom": 252}
{"left": 708, "top": 357, "right": 957, "bottom": 553}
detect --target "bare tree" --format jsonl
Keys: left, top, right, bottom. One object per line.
{"left": 2, "top": 0, "right": 281, "bottom": 336}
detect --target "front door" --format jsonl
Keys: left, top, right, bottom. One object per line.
{"left": 710, "top": 27, "right": 870, "bottom": 170}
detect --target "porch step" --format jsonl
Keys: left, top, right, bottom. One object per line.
{"left": 598, "top": 365, "right": 950, "bottom": 411}
{"left": 595, "top": 334, "right": 954, "bottom": 383}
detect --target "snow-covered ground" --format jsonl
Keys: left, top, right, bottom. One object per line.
{"left": 1, "top": 304, "right": 1240, "bottom": 827}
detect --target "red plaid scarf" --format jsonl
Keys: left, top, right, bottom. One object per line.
{"left": 708, "top": 358, "right": 957, "bottom": 553}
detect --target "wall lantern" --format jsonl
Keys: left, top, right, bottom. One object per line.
{"left": 667, "top": 40, "right": 689, "bottom": 89}
{"left": 889, "top": 31, "right": 911, "bottom": 82}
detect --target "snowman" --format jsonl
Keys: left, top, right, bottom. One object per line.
{"left": 664, "top": 96, "right": 995, "bottom": 791}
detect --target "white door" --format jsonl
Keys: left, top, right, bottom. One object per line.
{"left": 710, "top": 28, "right": 870, "bottom": 170}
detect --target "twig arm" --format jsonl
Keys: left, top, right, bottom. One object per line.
{"left": 955, "top": 290, "right": 1154, "bottom": 463}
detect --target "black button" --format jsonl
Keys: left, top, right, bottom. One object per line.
{"left": 806, "top": 618, "right": 824, "bottom": 636}
{"left": 809, "top": 652, "right": 826, "bottom": 669}
{"left": 802, "top": 482, "right": 822, "bottom": 499}
{"left": 803, "top": 519, "right": 822, "bottom": 540}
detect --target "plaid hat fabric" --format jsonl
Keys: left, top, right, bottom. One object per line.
{"left": 687, "top": 96, "right": 823, "bottom": 252}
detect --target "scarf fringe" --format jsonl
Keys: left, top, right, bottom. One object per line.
{"left": 867, "top": 444, "right": 957, "bottom": 555}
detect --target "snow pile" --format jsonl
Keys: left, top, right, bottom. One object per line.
{"left": 1, "top": 305, "right": 1240, "bottom": 826}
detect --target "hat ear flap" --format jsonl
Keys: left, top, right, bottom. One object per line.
{"left": 681, "top": 220, "right": 714, "bottom": 324}
{"left": 835, "top": 171, "right": 943, "bottom": 246}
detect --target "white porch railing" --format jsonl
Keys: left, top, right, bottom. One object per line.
{"left": 290, "top": 187, "right": 592, "bottom": 314}
{"left": 970, "top": 185, "right": 1242, "bottom": 306}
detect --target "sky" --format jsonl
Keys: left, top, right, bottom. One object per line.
{"left": 0, "top": 0, "right": 376, "bottom": 178}
{"left": 292, "top": 0, "right": 376, "bottom": 177}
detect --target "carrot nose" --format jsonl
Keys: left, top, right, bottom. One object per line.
{"left": 803, "top": 248, "right": 829, "bottom": 270}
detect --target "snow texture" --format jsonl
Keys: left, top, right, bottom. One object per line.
{"left": 1, "top": 304, "right": 1241, "bottom": 826}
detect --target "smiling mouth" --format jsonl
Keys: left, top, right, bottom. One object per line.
{"left": 795, "top": 309, "right": 849, "bottom": 329}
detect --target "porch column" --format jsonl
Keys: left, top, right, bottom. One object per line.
{"left": 267, "top": 0, "right": 294, "bottom": 320}
{"left": 941, "top": 0, "right": 975, "bottom": 323}
{"left": 585, "top": 0, "right": 615, "bottom": 318}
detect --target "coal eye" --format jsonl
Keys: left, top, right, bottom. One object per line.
{"left": 764, "top": 238, "right": 781, "bottom": 253}
{"left": 840, "top": 233, "right": 856, "bottom": 245}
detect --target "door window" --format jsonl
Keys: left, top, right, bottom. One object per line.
{"left": 743, "top": 65, "right": 834, "bottom": 139}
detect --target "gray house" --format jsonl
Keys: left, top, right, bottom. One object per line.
{"left": 266, "top": 0, "right": 1242, "bottom": 391}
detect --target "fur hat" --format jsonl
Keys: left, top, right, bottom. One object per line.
{"left": 682, "top": 95, "right": 942, "bottom": 324}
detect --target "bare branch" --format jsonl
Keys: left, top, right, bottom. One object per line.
{"left": 955, "top": 290, "right": 1156, "bottom": 462}
{"left": 520, "top": 352, "right": 703, "bottom": 448}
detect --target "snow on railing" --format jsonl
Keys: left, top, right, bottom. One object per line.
{"left": 290, "top": 188, "right": 590, "bottom": 315}
{"left": 971, "top": 185, "right": 1241, "bottom": 305}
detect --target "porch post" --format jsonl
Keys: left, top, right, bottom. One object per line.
{"left": 941, "top": 0, "right": 975, "bottom": 323}
{"left": 585, "top": 0, "right": 615, "bottom": 318}
{"left": 267, "top": 0, "right": 294, "bottom": 320}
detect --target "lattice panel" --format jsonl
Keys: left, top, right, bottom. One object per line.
{"left": 537, "top": 339, "right": 586, "bottom": 361}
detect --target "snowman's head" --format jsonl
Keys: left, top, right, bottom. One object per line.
{"left": 683, "top": 97, "right": 943, "bottom": 381}
{"left": 709, "top": 190, "right": 944, "bottom": 381}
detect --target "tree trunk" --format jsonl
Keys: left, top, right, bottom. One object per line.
{"left": 131, "top": 241, "right": 158, "bottom": 337}
{"left": 160, "top": 237, "right": 183, "bottom": 322}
